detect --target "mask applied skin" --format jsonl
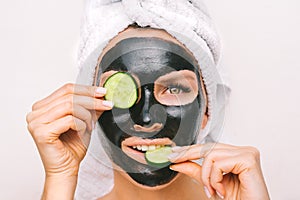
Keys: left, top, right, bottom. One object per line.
{"left": 96, "top": 37, "right": 206, "bottom": 187}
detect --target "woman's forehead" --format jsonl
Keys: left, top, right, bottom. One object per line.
{"left": 94, "top": 27, "right": 198, "bottom": 86}
{"left": 102, "top": 49, "right": 198, "bottom": 85}
{"left": 101, "top": 27, "right": 189, "bottom": 57}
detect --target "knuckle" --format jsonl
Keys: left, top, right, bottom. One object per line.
{"left": 88, "top": 85, "right": 95, "bottom": 96}
{"left": 28, "top": 125, "right": 46, "bottom": 143}
{"left": 65, "top": 114, "right": 73, "bottom": 121}
{"left": 26, "top": 112, "right": 32, "bottom": 123}
{"left": 247, "top": 146, "right": 260, "bottom": 159}
{"left": 79, "top": 118, "right": 86, "bottom": 128}
{"left": 82, "top": 110, "right": 92, "bottom": 123}
{"left": 242, "top": 146, "right": 261, "bottom": 167}
{"left": 27, "top": 122, "right": 35, "bottom": 134}
{"left": 63, "top": 83, "right": 74, "bottom": 93}
{"left": 81, "top": 121, "right": 87, "bottom": 131}
{"left": 55, "top": 102, "right": 73, "bottom": 117}
{"left": 31, "top": 101, "right": 41, "bottom": 111}
{"left": 87, "top": 111, "right": 93, "bottom": 122}
{"left": 64, "top": 100, "right": 74, "bottom": 112}
{"left": 251, "top": 147, "right": 260, "bottom": 157}
{"left": 64, "top": 94, "right": 74, "bottom": 107}
{"left": 66, "top": 115, "right": 75, "bottom": 125}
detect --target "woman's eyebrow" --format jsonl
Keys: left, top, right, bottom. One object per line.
{"left": 156, "top": 73, "right": 196, "bottom": 83}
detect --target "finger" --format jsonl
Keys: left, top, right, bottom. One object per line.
{"left": 92, "top": 110, "right": 100, "bottom": 124}
{"left": 169, "top": 161, "right": 202, "bottom": 184}
{"left": 31, "top": 115, "right": 86, "bottom": 145}
{"left": 73, "top": 95, "right": 113, "bottom": 110}
{"left": 32, "top": 83, "right": 107, "bottom": 110}
{"left": 28, "top": 94, "right": 113, "bottom": 122}
{"left": 77, "top": 129, "right": 92, "bottom": 149}
{"left": 169, "top": 143, "right": 239, "bottom": 163}
{"left": 210, "top": 161, "right": 226, "bottom": 199}
{"left": 201, "top": 155, "right": 215, "bottom": 196}
{"left": 73, "top": 105, "right": 94, "bottom": 132}
{"left": 48, "top": 115, "right": 87, "bottom": 137}
{"left": 209, "top": 153, "right": 258, "bottom": 177}
{"left": 35, "top": 103, "right": 94, "bottom": 132}
{"left": 168, "top": 143, "right": 217, "bottom": 163}
{"left": 59, "top": 123, "right": 91, "bottom": 153}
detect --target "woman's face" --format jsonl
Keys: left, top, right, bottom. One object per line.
{"left": 95, "top": 27, "right": 207, "bottom": 187}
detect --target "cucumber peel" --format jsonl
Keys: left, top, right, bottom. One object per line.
{"left": 104, "top": 72, "right": 138, "bottom": 109}
{"left": 145, "top": 146, "right": 172, "bottom": 168}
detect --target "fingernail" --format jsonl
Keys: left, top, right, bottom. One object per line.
{"left": 216, "top": 191, "right": 224, "bottom": 199}
{"left": 95, "top": 87, "right": 107, "bottom": 95}
{"left": 102, "top": 100, "right": 114, "bottom": 108}
{"left": 167, "top": 152, "right": 180, "bottom": 160}
{"left": 204, "top": 186, "right": 211, "bottom": 199}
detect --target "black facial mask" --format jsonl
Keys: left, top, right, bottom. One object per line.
{"left": 96, "top": 37, "right": 206, "bottom": 187}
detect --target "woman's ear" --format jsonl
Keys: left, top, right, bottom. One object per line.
{"left": 201, "top": 114, "right": 208, "bottom": 129}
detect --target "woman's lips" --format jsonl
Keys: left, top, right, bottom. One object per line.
{"left": 121, "top": 137, "right": 175, "bottom": 165}
{"left": 122, "top": 136, "right": 174, "bottom": 147}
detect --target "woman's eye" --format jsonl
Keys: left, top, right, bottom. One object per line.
{"left": 166, "top": 85, "right": 191, "bottom": 94}
{"left": 168, "top": 87, "right": 181, "bottom": 94}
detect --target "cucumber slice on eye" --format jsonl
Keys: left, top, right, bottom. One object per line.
{"left": 145, "top": 146, "right": 172, "bottom": 168}
{"left": 104, "top": 72, "right": 138, "bottom": 109}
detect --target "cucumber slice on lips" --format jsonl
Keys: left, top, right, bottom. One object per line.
{"left": 104, "top": 72, "right": 138, "bottom": 109}
{"left": 145, "top": 146, "right": 172, "bottom": 168}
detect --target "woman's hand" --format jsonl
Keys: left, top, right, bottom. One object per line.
{"left": 168, "top": 143, "right": 270, "bottom": 200}
{"left": 26, "top": 83, "right": 113, "bottom": 199}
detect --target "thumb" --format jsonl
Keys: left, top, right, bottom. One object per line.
{"left": 170, "top": 161, "right": 216, "bottom": 199}
{"left": 170, "top": 161, "right": 202, "bottom": 183}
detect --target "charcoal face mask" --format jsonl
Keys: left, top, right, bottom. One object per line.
{"left": 96, "top": 37, "right": 206, "bottom": 187}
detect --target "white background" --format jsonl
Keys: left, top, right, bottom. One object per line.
{"left": 0, "top": 0, "right": 299, "bottom": 199}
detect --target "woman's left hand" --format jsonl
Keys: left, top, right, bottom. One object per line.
{"left": 168, "top": 143, "right": 270, "bottom": 200}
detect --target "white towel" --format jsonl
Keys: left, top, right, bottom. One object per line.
{"left": 75, "top": 0, "right": 230, "bottom": 199}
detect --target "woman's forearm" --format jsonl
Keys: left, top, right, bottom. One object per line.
{"left": 42, "top": 175, "right": 78, "bottom": 200}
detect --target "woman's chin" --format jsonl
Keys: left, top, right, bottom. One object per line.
{"left": 114, "top": 166, "right": 181, "bottom": 190}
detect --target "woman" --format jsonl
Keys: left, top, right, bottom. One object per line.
{"left": 26, "top": 0, "right": 270, "bottom": 199}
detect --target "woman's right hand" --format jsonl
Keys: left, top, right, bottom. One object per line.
{"left": 26, "top": 83, "right": 113, "bottom": 199}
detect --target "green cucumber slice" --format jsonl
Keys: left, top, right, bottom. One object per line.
{"left": 104, "top": 72, "right": 138, "bottom": 109}
{"left": 145, "top": 146, "right": 172, "bottom": 168}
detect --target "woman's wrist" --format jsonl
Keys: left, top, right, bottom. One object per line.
{"left": 42, "top": 175, "right": 78, "bottom": 200}
{"left": 239, "top": 168, "right": 270, "bottom": 200}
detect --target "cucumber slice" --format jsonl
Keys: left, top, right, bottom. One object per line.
{"left": 145, "top": 146, "right": 172, "bottom": 168}
{"left": 104, "top": 72, "right": 138, "bottom": 109}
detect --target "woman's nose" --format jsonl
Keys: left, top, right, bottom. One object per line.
{"left": 131, "top": 84, "right": 166, "bottom": 131}
{"left": 142, "top": 87, "right": 152, "bottom": 125}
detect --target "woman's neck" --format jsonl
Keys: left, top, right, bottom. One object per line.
{"left": 110, "top": 170, "right": 208, "bottom": 200}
